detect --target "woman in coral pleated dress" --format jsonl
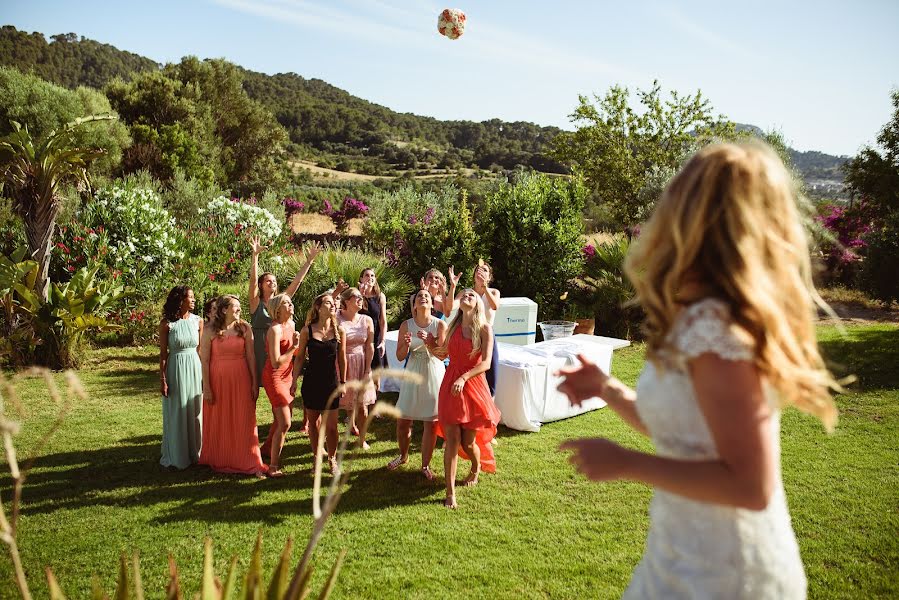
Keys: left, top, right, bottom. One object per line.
{"left": 198, "top": 295, "right": 267, "bottom": 477}
{"left": 425, "top": 288, "right": 501, "bottom": 508}
{"left": 260, "top": 293, "right": 301, "bottom": 477}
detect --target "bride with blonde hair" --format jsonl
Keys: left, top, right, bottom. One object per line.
{"left": 558, "top": 142, "right": 841, "bottom": 598}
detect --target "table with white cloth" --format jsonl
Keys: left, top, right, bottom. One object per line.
{"left": 380, "top": 331, "right": 630, "bottom": 432}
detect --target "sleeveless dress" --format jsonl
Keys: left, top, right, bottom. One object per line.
{"left": 160, "top": 314, "right": 202, "bottom": 469}
{"left": 625, "top": 298, "right": 807, "bottom": 599}
{"left": 251, "top": 302, "right": 272, "bottom": 388}
{"left": 301, "top": 324, "right": 340, "bottom": 411}
{"left": 437, "top": 327, "right": 502, "bottom": 473}
{"left": 199, "top": 334, "right": 267, "bottom": 474}
{"left": 395, "top": 317, "right": 445, "bottom": 421}
{"left": 361, "top": 294, "right": 388, "bottom": 371}
{"left": 262, "top": 335, "right": 293, "bottom": 408}
{"left": 338, "top": 313, "right": 377, "bottom": 410}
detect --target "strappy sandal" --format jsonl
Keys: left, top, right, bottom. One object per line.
{"left": 387, "top": 456, "right": 407, "bottom": 471}
{"left": 268, "top": 465, "right": 285, "bottom": 478}
{"left": 328, "top": 457, "right": 340, "bottom": 476}
{"left": 443, "top": 495, "right": 457, "bottom": 509}
{"left": 421, "top": 466, "right": 435, "bottom": 482}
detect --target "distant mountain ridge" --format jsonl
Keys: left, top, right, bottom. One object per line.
{"left": 0, "top": 24, "right": 847, "bottom": 190}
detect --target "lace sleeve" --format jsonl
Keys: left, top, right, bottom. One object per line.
{"left": 672, "top": 298, "right": 754, "bottom": 362}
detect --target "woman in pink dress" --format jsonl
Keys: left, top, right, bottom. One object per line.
{"left": 198, "top": 295, "right": 267, "bottom": 477}
{"left": 337, "top": 287, "right": 376, "bottom": 449}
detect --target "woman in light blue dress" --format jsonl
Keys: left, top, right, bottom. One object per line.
{"left": 159, "top": 285, "right": 203, "bottom": 469}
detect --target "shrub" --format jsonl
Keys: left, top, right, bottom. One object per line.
{"left": 322, "top": 196, "right": 369, "bottom": 235}
{"left": 274, "top": 244, "right": 415, "bottom": 328}
{"left": 477, "top": 172, "right": 585, "bottom": 319}
{"left": 363, "top": 184, "right": 479, "bottom": 288}
{"left": 814, "top": 201, "right": 875, "bottom": 284}
{"left": 571, "top": 236, "right": 643, "bottom": 339}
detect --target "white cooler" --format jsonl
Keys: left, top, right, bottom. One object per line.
{"left": 492, "top": 297, "right": 538, "bottom": 346}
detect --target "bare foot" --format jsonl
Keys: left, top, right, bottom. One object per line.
{"left": 328, "top": 457, "right": 340, "bottom": 476}
{"left": 421, "top": 465, "right": 435, "bottom": 482}
{"left": 444, "top": 495, "right": 457, "bottom": 509}
{"left": 387, "top": 456, "right": 408, "bottom": 471}
{"left": 359, "top": 440, "right": 371, "bottom": 450}
{"left": 461, "top": 471, "right": 479, "bottom": 487}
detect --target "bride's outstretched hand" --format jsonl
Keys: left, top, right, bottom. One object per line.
{"left": 559, "top": 438, "right": 631, "bottom": 481}
{"left": 556, "top": 353, "right": 609, "bottom": 406}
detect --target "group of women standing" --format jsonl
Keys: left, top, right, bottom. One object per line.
{"left": 157, "top": 239, "right": 501, "bottom": 507}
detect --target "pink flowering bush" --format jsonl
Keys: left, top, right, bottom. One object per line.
{"left": 815, "top": 202, "right": 875, "bottom": 282}
{"left": 322, "top": 196, "right": 369, "bottom": 234}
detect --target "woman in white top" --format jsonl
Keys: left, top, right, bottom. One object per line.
{"left": 387, "top": 289, "right": 447, "bottom": 481}
{"left": 557, "top": 142, "right": 842, "bottom": 599}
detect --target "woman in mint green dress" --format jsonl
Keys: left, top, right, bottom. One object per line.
{"left": 159, "top": 285, "right": 203, "bottom": 469}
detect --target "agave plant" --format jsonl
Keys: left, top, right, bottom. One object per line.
{"left": 7, "top": 257, "right": 131, "bottom": 368}
{"left": 280, "top": 243, "right": 415, "bottom": 327}
{"left": 0, "top": 116, "right": 114, "bottom": 301}
{"left": 0, "top": 248, "right": 40, "bottom": 364}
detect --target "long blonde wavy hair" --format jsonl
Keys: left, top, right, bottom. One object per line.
{"left": 625, "top": 141, "right": 840, "bottom": 429}
{"left": 445, "top": 288, "right": 487, "bottom": 359}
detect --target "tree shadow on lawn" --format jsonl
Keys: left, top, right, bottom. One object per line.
{"left": 11, "top": 433, "right": 440, "bottom": 526}
{"left": 819, "top": 326, "right": 899, "bottom": 391}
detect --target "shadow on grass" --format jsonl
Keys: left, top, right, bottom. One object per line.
{"left": 9, "top": 423, "right": 440, "bottom": 526}
{"left": 819, "top": 326, "right": 899, "bottom": 391}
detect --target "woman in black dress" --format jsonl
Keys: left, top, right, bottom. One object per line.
{"left": 359, "top": 267, "right": 388, "bottom": 371}
{"left": 292, "top": 292, "right": 347, "bottom": 474}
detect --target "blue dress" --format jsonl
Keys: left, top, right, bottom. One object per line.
{"left": 160, "top": 314, "right": 203, "bottom": 469}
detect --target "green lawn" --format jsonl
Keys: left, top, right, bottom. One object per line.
{"left": 2, "top": 324, "right": 897, "bottom": 598}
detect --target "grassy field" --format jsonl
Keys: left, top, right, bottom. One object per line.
{"left": 1, "top": 324, "right": 897, "bottom": 598}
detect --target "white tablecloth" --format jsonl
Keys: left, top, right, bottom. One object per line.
{"left": 380, "top": 331, "right": 630, "bottom": 432}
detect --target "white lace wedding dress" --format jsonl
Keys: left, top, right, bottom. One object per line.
{"left": 623, "top": 298, "right": 807, "bottom": 599}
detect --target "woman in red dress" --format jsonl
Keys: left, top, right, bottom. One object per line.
{"left": 260, "top": 293, "right": 301, "bottom": 477}
{"left": 198, "top": 295, "right": 267, "bottom": 477}
{"left": 426, "top": 288, "right": 501, "bottom": 508}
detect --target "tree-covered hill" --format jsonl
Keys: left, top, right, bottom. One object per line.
{"left": 0, "top": 25, "right": 565, "bottom": 174}
{"left": 0, "top": 24, "right": 846, "bottom": 186}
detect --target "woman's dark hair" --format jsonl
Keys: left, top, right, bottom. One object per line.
{"left": 163, "top": 285, "right": 193, "bottom": 322}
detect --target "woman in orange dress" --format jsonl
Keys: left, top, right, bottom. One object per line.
{"left": 426, "top": 288, "right": 501, "bottom": 508}
{"left": 198, "top": 295, "right": 267, "bottom": 477}
{"left": 260, "top": 293, "right": 301, "bottom": 477}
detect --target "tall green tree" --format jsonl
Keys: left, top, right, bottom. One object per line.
{"left": 845, "top": 89, "right": 899, "bottom": 302}
{"left": 0, "top": 116, "right": 113, "bottom": 300}
{"left": 551, "top": 80, "right": 735, "bottom": 226}
{"left": 0, "top": 66, "right": 130, "bottom": 174}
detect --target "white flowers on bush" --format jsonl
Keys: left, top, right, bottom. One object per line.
{"left": 87, "top": 186, "right": 183, "bottom": 270}
{"left": 200, "top": 196, "right": 282, "bottom": 242}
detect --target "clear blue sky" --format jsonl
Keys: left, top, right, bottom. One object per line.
{"left": 5, "top": 0, "right": 898, "bottom": 156}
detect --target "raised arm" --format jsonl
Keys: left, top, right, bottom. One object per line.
{"left": 248, "top": 236, "right": 265, "bottom": 315}
{"left": 284, "top": 242, "right": 322, "bottom": 298}
{"left": 556, "top": 353, "right": 646, "bottom": 436}
{"left": 484, "top": 287, "right": 500, "bottom": 311}
{"left": 443, "top": 266, "right": 462, "bottom": 316}
{"left": 158, "top": 320, "right": 170, "bottom": 397}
